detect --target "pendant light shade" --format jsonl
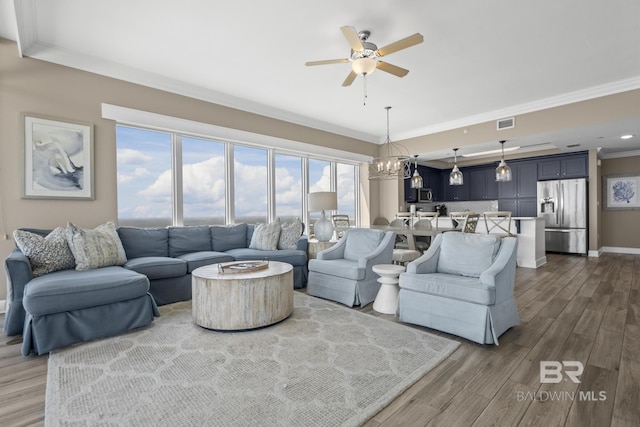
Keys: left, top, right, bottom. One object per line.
{"left": 495, "top": 140, "right": 513, "bottom": 182}
{"left": 410, "top": 155, "right": 423, "bottom": 189}
{"left": 449, "top": 148, "right": 463, "bottom": 186}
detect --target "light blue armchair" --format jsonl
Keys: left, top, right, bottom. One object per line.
{"left": 307, "top": 228, "right": 395, "bottom": 307}
{"left": 398, "top": 232, "right": 519, "bottom": 345}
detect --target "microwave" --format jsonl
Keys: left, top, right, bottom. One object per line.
{"left": 418, "top": 188, "right": 433, "bottom": 202}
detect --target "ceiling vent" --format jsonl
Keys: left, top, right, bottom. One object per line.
{"left": 497, "top": 117, "right": 515, "bottom": 130}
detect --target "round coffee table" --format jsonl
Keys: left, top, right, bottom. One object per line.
{"left": 372, "top": 264, "right": 406, "bottom": 315}
{"left": 192, "top": 261, "right": 293, "bottom": 330}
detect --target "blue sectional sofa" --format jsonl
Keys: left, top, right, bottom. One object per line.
{"left": 4, "top": 223, "right": 308, "bottom": 355}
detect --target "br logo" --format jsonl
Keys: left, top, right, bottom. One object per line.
{"left": 540, "top": 361, "right": 584, "bottom": 384}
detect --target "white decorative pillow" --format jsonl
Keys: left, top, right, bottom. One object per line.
{"left": 278, "top": 218, "right": 303, "bottom": 250}
{"left": 66, "top": 222, "right": 127, "bottom": 271}
{"left": 13, "top": 227, "right": 76, "bottom": 277}
{"left": 249, "top": 221, "right": 281, "bottom": 251}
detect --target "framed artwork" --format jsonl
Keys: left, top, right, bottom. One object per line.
{"left": 22, "top": 113, "right": 94, "bottom": 200}
{"left": 603, "top": 174, "right": 640, "bottom": 210}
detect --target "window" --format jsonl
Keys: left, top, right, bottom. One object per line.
{"left": 337, "top": 163, "right": 356, "bottom": 226}
{"left": 116, "top": 126, "right": 172, "bottom": 227}
{"left": 116, "top": 125, "right": 359, "bottom": 230}
{"left": 182, "top": 137, "right": 226, "bottom": 225}
{"left": 233, "top": 145, "right": 268, "bottom": 224}
{"left": 274, "top": 153, "right": 302, "bottom": 221}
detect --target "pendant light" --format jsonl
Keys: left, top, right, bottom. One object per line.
{"left": 449, "top": 148, "right": 463, "bottom": 186}
{"left": 410, "top": 155, "right": 423, "bottom": 189}
{"left": 495, "top": 140, "right": 513, "bottom": 182}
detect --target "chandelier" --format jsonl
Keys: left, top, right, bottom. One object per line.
{"left": 369, "top": 106, "right": 411, "bottom": 180}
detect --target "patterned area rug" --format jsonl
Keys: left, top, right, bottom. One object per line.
{"left": 45, "top": 293, "right": 459, "bottom": 426}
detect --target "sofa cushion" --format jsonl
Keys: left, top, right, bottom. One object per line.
{"left": 278, "top": 218, "right": 303, "bottom": 250}
{"left": 22, "top": 266, "right": 149, "bottom": 316}
{"left": 118, "top": 227, "right": 169, "bottom": 258}
{"left": 308, "top": 258, "right": 364, "bottom": 280}
{"left": 437, "top": 233, "right": 501, "bottom": 278}
{"left": 177, "top": 251, "right": 234, "bottom": 273}
{"left": 211, "top": 224, "right": 247, "bottom": 252}
{"left": 249, "top": 221, "right": 281, "bottom": 251}
{"left": 66, "top": 222, "right": 127, "bottom": 271}
{"left": 123, "top": 257, "right": 187, "bottom": 280}
{"left": 343, "top": 229, "right": 385, "bottom": 262}
{"left": 168, "top": 226, "right": 212, "bottom": 257}
{"left": 399, "top": 272, "right": 495, "bottom": 305}
{"left": 225, "top": 248, "right": 306, "bottom": 266}
{"left": 13, "top": 227, "right": 75, "bottom": 277}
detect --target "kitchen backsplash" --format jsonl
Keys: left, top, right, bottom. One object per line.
{"left": 406, "top": 200, "right": 499, "bottom": 214}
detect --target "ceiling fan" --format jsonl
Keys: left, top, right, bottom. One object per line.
{"left": 305, "top": 26, "right": 424, "bottom": 87}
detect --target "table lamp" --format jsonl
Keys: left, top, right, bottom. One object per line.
{"left": 308, "top": 191, "right": 337, "bottom": 242}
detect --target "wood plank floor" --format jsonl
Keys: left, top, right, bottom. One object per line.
{"left": 1, "top": 253, "right": 638, "bottom": 426}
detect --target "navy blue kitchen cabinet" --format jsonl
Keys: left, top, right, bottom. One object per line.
{"left": 469, "top": 166, "right": 499, "bottom": 200}
{"left": 537, "top": 153, "right": 588, "bottom": 180}
{"left": 498, "top": 160, "right": 537, "bottom": 199}
{"left": 442, "top": 169, "right": 470, "bottom": 201}
{"left": 498, "top": 197, "right": 537, "bottom": 217}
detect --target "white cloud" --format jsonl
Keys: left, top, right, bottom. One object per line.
{"left": 117, "top": 148, "right": 152, "bottom": 164}
{"left": 118, "top": 167, "right": 152, "bottom": 184}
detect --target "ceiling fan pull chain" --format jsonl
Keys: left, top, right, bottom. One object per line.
{"left": 363, "top": 73, "right": 368, "bottom": 106}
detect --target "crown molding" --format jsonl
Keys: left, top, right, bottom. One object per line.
{"left": 599, "top": 149, "right": 640, "bottom": 160}
{"left": 394, "top": 76, "right": 640, "bottom": 142}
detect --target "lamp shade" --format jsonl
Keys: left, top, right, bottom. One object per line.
{"left": 308, "top": 192, "right": 337, "bottom": 212}
{"left": 352, "top": 57, "right": 377, "bottom": 75}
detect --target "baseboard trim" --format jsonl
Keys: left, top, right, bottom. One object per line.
{"left": 601, "top": 246, "right": 640, "bottom": 255}
{"left": 588, "top": 249, "right": 602, "bottom": 257}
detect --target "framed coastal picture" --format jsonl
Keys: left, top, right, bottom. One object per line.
{"left": 603, "top": 174, "right": 640, "bottom": 210}
{"left": 22, "top": 114, "right": 94, "bottom": 200}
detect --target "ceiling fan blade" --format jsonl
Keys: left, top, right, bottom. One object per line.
{"left": 342, "top": 70, "right": 358, "bottom": 87}
{"left": 377, "top": 61, "right": 409, "bottom": 77}
{"left": 305, "top": 58, "right": 349, "bottom": 66}
{"left": 340, "top": 26, "right": 364, "bottom": 52}
{"left": 377, "top": 33, "right": 424, "bottom": 57}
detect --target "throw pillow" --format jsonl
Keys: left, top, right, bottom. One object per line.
{"left": 13, "top": 227, "right": 76, "bottom": 277}
{"left": 249, "top": 220, "right": 281, "bottom": 251}
{"left": 278, "top": 218, "right": 303, "bottom": 250}
{"left": 66, "top": 222, "right": 127, "bottom": 271}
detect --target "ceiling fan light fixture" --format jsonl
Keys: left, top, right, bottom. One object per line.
{"left": 352, "top": 57, "right": 377, "bottom": 75}
{"left": 495, "top": 140, "right": 513, "bottom": 182}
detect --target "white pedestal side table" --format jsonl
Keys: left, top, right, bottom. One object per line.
{"left": 372, "top": 264, "right": 406, "bottom": 315}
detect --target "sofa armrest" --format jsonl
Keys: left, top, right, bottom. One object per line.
{"left": 295, "top": 235, "right": 308, "bottom": 252}
{"left": 4, "top": 249, "right": 33, "bottom": 336}
{"left": 480, "top": 237, "right": 518, "bottom": 303}
{"left": 406, "top": 234, "right": 443, "bottom": 274}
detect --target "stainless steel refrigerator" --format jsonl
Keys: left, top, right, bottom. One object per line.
{"left": 537, "top": 178, "right": 588, "bottom": 255}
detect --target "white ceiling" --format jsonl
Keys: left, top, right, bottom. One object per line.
{"left": 2, "top": 0, "right": 640, "bottom": 161}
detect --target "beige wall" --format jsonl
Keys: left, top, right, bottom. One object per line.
{"left": 600, "top": 155, "right": 640, "bottom": 249}
{"left": 0, "top": 38, "right": 378, "bottom": 302}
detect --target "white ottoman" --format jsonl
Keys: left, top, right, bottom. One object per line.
{"left": 372, "top": 264, "right": 406, "bottom": 315}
